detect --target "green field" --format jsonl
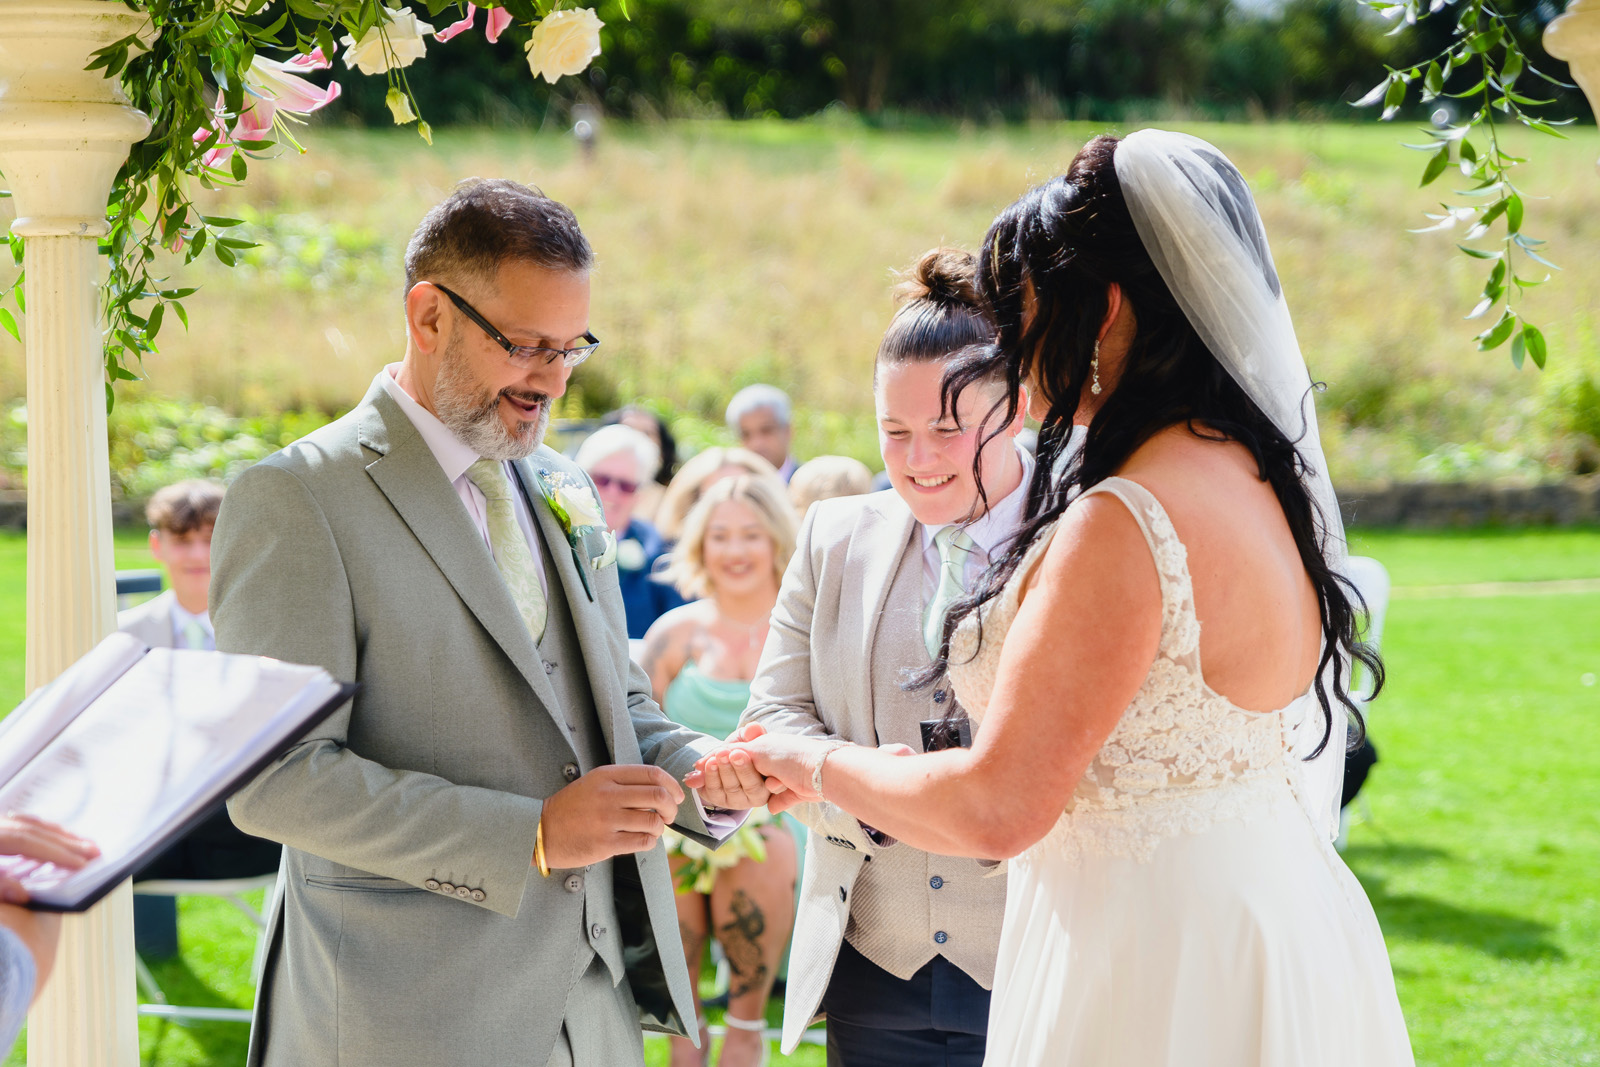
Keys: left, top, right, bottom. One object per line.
{"left": 0, "top": 525, "right": 1596, "bottom": 1065}
{"left": 3, "top": 119, "right": 1599, "bottom": 487}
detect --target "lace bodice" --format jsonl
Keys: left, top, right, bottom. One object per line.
{"left": 949, "top": 476, "right": 1312, "bottom": 864}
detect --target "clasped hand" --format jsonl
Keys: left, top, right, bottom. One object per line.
{"left": 539, "top": 737, "right": 778, "bottom": 870}
{"left": 685, "top": 726, "right": 915, "bottom": 814}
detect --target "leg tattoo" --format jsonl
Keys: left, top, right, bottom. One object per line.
{"left": 717, "top": 890, "right": 770, "bottom": 1000}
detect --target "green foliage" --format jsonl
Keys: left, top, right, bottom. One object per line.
{"left": 1355, "top": 0, "right": 1580, "bottom": 370}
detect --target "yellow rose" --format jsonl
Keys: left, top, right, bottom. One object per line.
{"left": 525, "top": 8, "right": 603, "bottom": 85}
{"left": 343, "top": 8, "right": 434, "bottom": 76}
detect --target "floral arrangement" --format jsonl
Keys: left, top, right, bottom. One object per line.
{"left": 0, "top": 0, "right": 608, "bottom": 403}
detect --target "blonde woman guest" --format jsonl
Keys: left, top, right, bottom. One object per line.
{"left": 641, "top": 475, "right": 801, "bottom": 1067}
{"left": 788, "top": 456, "right": 873, "bottom": 515}
{"left": 575, "top": 424, "right": 686, "bottom": 638}
{"left": 655, "top": 446, "right": 783, "bottom": 543}
{"left": 732, "top": 249, "right": 1029, "bottom": 1065}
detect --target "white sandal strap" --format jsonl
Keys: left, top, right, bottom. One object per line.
{"left": 722, "top": 1014, "right": 767, "bottom": 1032}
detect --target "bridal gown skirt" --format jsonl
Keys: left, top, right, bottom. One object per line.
{"left": 983, "top": 792, "right": 1415, "bottom": 1067}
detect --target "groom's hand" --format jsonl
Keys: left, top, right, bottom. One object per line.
{"left": 692, "top": 723, "right": 778, "bottom": 811}
{"left": 539, "top": 764, "right": 685, "bottom": 869}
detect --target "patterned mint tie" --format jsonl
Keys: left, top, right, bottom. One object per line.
{"left": 924, "top": 526, "right": 977, "bottom": 660}
{"left": 467, "top": 459, "right": 547, "bottom": 644}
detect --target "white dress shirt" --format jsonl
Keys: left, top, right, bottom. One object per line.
{"left": 919, "top": 443, "right": 1037, "bottom": 600}
{"left": 379, "top": 365, "right": 548, "bottom": 596}
{"left": 169, "top": 600, "right": 215, "bottom": 650}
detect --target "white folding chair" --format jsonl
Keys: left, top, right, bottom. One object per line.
{"left": 1336, "top": 555, "right": 1390, "bottom": 850}
{"left": 132, "top": 873, "right": 276, "bottom": 1024}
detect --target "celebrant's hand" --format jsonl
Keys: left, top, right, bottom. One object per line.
{"left": 690, "top": 723, "right": 777, "bottom": 811}
{"left": 540, "top": 765, "right": 685, "bottom": 869}
{"left": 0, "top": 814, "right": 99, "bottom": 994}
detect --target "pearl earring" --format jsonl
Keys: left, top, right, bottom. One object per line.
{"left": 1091, "top": 339, "right": 1103, "bottom": 396}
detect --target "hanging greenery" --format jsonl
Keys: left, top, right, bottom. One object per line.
{"left": 0, "top": 0, "right": 608, "bottom": 407}
{"left": 1356, "top": 0, "right": 1577, "bottom": 370}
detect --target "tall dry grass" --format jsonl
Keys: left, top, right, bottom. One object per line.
{"left": 1, "top": 119, "right": 1597, "bottom": 481}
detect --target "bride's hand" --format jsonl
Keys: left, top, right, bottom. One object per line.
{"left": 687, "top": 726, "right": 839, "bottom": 807}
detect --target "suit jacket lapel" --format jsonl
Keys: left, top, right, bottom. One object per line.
{"left": 512, "top": 459, "right": 631, "bottom": 760}
{"left": 849, "top": 494, "right": 920, "bottom": 747}
{"left": 358, "top": 389, "right": 566, "bottom": 722}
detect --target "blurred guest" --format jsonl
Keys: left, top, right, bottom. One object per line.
{"left": 601, "top": 405, "right": 679, "bottom": 521}
{"left": 120, "top": 479, "right": 281, "bottom": 957}
{"left": 576, "top": 424, "right": 686, "bottom": 639}
{"left": 789, "top": 455, "right": 874, "bottom": 515}
{"left": 726, "top": 385, "right": 798, "bottom": 481}
{"left": 0, "top": 815, "right": 100, "bottom": 1054}
{"left": 641, "top": 475, "right": 801, "bottom": 1067}
{"left": 656, "top": 446, "right": 784, "bottom": 543}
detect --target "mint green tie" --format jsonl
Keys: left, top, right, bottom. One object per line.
{"left": 924, "top": 526, "right": 976, "bottom": 660}
{"left": 467, "top": 459, "right": 548, "bottom": 644}
{"left": 181, "top": 618, "right": 209, "bottom": 650}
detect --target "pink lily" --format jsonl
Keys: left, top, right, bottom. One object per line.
{"left": 435, "top": 4, "right": 513, "bottom": 44}
{"left": 199, "top": 46, "right": 342, "bottom": 169}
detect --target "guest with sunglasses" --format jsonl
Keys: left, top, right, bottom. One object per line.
{"left": 577, "top": 424, "right": 687, "bottom": 639}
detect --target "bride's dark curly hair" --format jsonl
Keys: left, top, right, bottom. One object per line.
{"left": 927, "top": 134, "right": 1379, "bottom": 757}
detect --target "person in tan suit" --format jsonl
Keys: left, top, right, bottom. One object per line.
{"left": 735, "top": 249, "right": 1031, "bottom": 1064}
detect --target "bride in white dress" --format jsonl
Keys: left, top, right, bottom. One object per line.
{"left": 690, "top": 129, "right": 1414, "bottom": 1066}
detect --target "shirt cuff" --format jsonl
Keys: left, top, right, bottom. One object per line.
{"left": 691, "top": 789, "right": 749, "bottom": 842}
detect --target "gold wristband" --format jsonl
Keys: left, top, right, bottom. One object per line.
{"left": 535, "top": 816, "right": 550, "bottom": 878}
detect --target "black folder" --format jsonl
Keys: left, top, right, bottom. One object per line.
{"left": 0, "top": 632, "right": 355, "bottom": 912}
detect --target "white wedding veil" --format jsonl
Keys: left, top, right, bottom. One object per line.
{"left": 1113, "top": 129, "right": 1349, "bottom": 842}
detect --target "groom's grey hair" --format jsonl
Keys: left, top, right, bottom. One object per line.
{"left": 404, "top": 178, "right": 593, "bottom": 293}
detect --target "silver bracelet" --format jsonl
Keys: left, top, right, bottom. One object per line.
{"left": 811, "top": 740, "right": 851, "bottom": 799}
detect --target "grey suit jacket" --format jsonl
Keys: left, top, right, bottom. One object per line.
{"left": 741, "top": 489, "right": 1006, "bottom": 1054}
{"left": 212, "top": 379, "right": 722, "bottom": 1066}
{"left": 117, "top": 589, "right": 176, "bottom": 649}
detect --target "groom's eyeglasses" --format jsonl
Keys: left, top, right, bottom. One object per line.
{"left": 434, "top": 284, "right": 601, "bottom": 369}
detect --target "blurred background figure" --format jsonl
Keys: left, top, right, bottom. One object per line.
{"left": 788, "top": 455, "right": 873, "bottom": 515}
{"left": 0, "top": 815, "right": 99, "bottom": 1055}
{"left": 657, "top": 446, "right": 785, "bottom": 544}
{"left": 118, "top": 479, "right": 281, "bottom": 958}
{"left": 726, "top": 385, "right": 799, "bottom": 482}
{"left": 601, "top": 405, "right": 679, "bottom": 522}
{"left": 576, "top": 424, "right": 687, "bottom": 639}
{"left": 640, "top": 475, "right": 802, "bottom": 1067}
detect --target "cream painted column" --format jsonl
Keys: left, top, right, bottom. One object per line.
{"left": 1546, "top": 0, "right": 1600, "bottom": 167}
{"left": 0, "top": 1, "right": 151, "bottom": 1064}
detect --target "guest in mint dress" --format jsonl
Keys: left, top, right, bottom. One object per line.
{"left": 640, "top": 473, "right": 801, "bottom": 1067}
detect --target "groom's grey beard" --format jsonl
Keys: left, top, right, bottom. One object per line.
{"left": 434, "top": 336, "right": 550, "bottom": 461}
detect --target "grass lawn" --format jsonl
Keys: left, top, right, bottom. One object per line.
{"left": 0, "top": 525, "right": 1596, "bottom": 1065}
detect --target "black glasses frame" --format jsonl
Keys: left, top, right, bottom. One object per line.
{"left": 434, "top": 284, "right": 600, "bottom": 369}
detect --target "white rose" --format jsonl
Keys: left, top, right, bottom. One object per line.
{"left": 555, "top": 484, "right": 605, "bottom": 529}
{"left": 525, "top": 8, "right": 603, "bottom": 84}
{"left": 343, "top": 8, "right": 435, "bottom": 76}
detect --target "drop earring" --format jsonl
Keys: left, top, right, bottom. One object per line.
{"left": 1091, "top": 339, "right": 1103, "bottom": 396}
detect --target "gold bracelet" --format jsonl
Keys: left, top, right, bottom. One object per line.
{"left": 534, "top": 816, "right": 551, "bottom": 878}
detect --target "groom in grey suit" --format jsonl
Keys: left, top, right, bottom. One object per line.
{"left": 211, "top": 179, "right": 765, "bottom": 1066}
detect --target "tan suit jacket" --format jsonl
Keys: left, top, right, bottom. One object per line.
{"left": 741, "top": 489, "right": 1006, "bottom": 1054}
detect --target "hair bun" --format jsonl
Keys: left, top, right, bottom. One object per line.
{"left": 894, "top": 246, "right": 979, "bottom": 308}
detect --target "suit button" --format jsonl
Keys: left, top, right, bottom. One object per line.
{"left": 591, "top": 923, "right": 606, "bottom": 939}
{"left": 565, "top": 874, "right": 584, "bottom": 894}
{"left": 439, "top": 882, "right": 455, "bottom": 894}
{"left": 934, "top": 689, "right": 948, "bottom": 704}
{"left": 455, "top": 886, "right": 471, "bottom": 899}
{"left": 930, "top": 876, "right": 944, "bottom": 890}
{"left": 934, "top": 930, "right": 949, "bottom": 945}
{"left": 562, "top": 763, "right": 580, "bottom": 782}
{"left": 471, "top": 889, "right": 486, "bottom": 902}
{"left": 544, "top": 660, "right": 557, "bottom": 675}
{"left": 424, "top": 879, "right": 441, "bottom": 891}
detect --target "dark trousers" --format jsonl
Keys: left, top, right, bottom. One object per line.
{"left": 821, "top": 939, "right": 989, "bottom": 1067}
{"left": 132, "top": 803, "right": 281, "bottom": 957}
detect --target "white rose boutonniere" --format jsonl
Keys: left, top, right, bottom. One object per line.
{"left": 526, "top": 8, "right": 604, "bottom": 84}
{"left": 343, "top": 8, "right": 435, "bottom": 76}
{"left": 616, "top": 537, "right": 648, "bottom": 572}
{"left": 553, "top": 483, "right": 606, "bottom": 530}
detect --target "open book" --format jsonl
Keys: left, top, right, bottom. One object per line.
{"left": 0, "top": 632, "right": 354, "bottom": 912}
